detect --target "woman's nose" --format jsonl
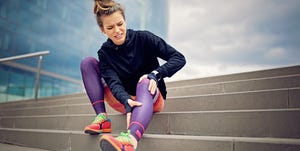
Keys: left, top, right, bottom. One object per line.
{"left": 114, "top": 26, "right": 120, "bottom": 33}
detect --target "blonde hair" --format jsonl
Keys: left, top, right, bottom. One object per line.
{"left": 94, "top": 0, "right": 125, "bottom": 27}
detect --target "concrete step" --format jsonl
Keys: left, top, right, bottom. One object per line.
{"left": 1, "top": 87, "right": 299, "bottom": 116}
{"left": 1, "top": 74, "right": 299, "bottom": 112}
{"left": 1, "top": 128, "right": 300, "bottom": 151}
{"left": 166, "top": 65, "right": 300, "bottom": 87}
{"left": 1, "top": 109, "right": 300, "bottom": 138}
{"left": 0, "top": 143, "right": 50, "bottom": 151}
{"left": 167, "top": 74, "right": 300, "bottom": 96}
{"left": 1, "top": 65, "right": 300, "bottom": 151}
{"left": 140, "top": 135, "right": 300, "bottom": 151}
{"left": 0, "top": 93, "right": 88, "bottom": 110}
{"left": 165, "top": 87, "right": 300, "bottom": 112}
{"left": 1, "top": 71, "right": 299, "bottom": 111}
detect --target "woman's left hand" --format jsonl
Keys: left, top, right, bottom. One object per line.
{"left": 139, "top": 74, "right": 157, "bottom": 95}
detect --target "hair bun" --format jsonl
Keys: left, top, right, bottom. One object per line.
{"left": 94, "top": 0, "right": 116, "bottom": 14}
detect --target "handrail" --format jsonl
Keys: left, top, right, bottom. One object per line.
{"left": 2, "top": 61, "right": 82, "bottom": 84}
{"left": 0, "top": 51, "right": 50, "bottom": 62}
{"left": 0, "top": 50, "right": 50, "bottom": 100}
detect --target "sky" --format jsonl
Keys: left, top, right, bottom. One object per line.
{"left": 167, "top": 0, "right": 300, "bottom": 81}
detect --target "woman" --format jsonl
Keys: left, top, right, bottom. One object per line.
{"left": 80, "top": 0, "right": 186, "bottom": 150}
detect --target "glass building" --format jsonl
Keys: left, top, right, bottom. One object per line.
{"left": 0, "top": 0, "right": 169, "bottom": 103}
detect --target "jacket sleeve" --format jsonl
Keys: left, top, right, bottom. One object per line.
{"left": 145, "top": 31, "right": 186, "bottom": 79}
{"left": 98, "top": 51, "right": 132, "bottom": 113}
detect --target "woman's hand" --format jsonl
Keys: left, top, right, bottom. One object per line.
{"left": 139, "top": 74, "right": 157, "bottom": 95}
{"left": 126, "top": 99, "right": 142, "bottom": 128}
{"left": 127, "top": 98, "right": 142, "bottom": 107}
{"left": 126, "top": 112, "right": 131, "bottom": 129}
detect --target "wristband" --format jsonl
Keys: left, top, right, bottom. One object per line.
{"left": 147, "top": 72, "right": 157, "bottom": 82}
{"left": 147, "top": 71, "right": 161, "bottom": 84}
{"left": 151, "top": 70, "right": 161, "bottom": 81}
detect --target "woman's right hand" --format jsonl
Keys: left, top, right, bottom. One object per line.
{"left": 126, "top": 99, "right": 142, "bottom": 128}
{"left": 127, "top": 98, "right": 142, "bottom": 107}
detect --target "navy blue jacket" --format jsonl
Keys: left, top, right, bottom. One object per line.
{"left": 98, "top": 29, "right": 186, "bottom": 112}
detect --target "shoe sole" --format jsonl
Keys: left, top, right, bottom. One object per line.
{"left": 84, "top": 128, "right": 112, "bottom": 135}
{"left": 99, "top": 137, "right": 120, "bottom": 151}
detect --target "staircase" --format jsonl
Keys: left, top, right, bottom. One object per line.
{"left": 1, "top": 65, "right": 300, "bottom": 151}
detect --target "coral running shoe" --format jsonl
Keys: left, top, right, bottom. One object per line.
{"left": 99, "top": 130, "right": 134, "bottom": 151}
{"left": 84, "top": 113, "right": 112, "bottom": 135}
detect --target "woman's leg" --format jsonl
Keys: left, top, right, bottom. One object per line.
{"left": 81, "top": 57, "right": 111, "bottom": 134}
{"left": 80, "top": 57, "right": 106, "bottom": 114}
{"left": 129, "top": 78, "right": 154, "bottom": 142}
{"left": 100, "top": 78, "right": 162, "bottom": 150}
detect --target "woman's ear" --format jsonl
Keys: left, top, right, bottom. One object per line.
{"left": 100, "top": 27, "right": 105, "bottom": 35}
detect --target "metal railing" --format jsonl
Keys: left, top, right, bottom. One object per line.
{"left": 0, "top": 51, "right": 50, "bottom": 100}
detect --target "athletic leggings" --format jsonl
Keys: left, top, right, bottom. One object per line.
{"left": 80, "top": 57, "right": 164, "bottom": 141}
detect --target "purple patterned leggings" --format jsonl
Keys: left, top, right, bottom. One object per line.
{"left": 80, "top": 57, "right": 164, "bottom": 141}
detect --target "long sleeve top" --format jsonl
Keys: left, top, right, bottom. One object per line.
{"left": 98, "top": 29, "right": 186, "bottom": 112}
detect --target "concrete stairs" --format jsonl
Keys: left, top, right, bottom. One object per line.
{"left": 1, "top": 65, "right": 300, "bottom": 151}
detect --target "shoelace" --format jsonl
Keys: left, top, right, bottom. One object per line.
{"left": 116, "top": 130, "right": 133, "bottom": 145}
{"left": 92, "top": 113, "right": 107, "bottom": 124}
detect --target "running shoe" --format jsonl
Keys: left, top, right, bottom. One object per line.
{"left": 99, "top": 130, "right": 134, "bottom": 151}
{"left": 84, "top": 113, "right": 112, "bottom": 134}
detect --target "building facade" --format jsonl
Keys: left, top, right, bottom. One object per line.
{"left": 0, "top": 0, "right": 169, "bottom": 102}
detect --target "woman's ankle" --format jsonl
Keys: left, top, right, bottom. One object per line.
{"left": 129, "top": 134, "right": 138, "bottom": 149}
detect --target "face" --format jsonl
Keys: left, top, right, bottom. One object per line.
{"left": 101, "top": 11, "right": 127, "bottom": 46}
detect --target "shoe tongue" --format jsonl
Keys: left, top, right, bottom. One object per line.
{"left": 117, "top": 130, "right": 133, "bottom": 145}
{"left": 92, "top": 113, "right": 107, "bottom": 124}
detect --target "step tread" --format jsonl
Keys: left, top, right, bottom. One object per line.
{"left": 2, "top": 108, "right": 299, "bottom": 118}
{"left": 1, "top": 127, "right": 300, "bottom": 145}
{"left": 0, "top": 143, "right": 50, "bottom": 151}
{"left": 168, "top": 74, "right": 300, "bottom": 89}
{"left": 1, "top": 108, "right": 299, "bottom": 139}
{"left": 144, "top": 134, "right": 300, "bottom": 145}
{"left": 166, "top": 65, "right": 300, "bottom": 87}
{"left": 1, "top": 87, "right": 299, "bottom": 112}
{"left": 167, "top": 74, "right": 300, "bottom": 96}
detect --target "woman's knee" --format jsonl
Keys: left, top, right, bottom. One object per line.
{"left": 137, "top": 78, "right": 150, "bottom": 91}
{"left": 80, "top": 57, "right": 98, "bottom": 72}
{"left": 138, "top": 78, "right": 150, "bottom": 86}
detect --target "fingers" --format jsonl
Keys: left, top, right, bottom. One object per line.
{"left": 148, "top": 79, "right": 157, "bottom": 95}
{"left": 126, "top": 101, "right": 142, "bottom": 129}
{"left": 128, "top": 99, "right": 142, "bottom": 107}
{"left": 133, "top": 101, "right": 142, "bottom": 107}
{"left": 139, "top": 74, "right": 157, "bottom": 94}
{"left": 126, "top": 112, "right": 131, "bottom": 129}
